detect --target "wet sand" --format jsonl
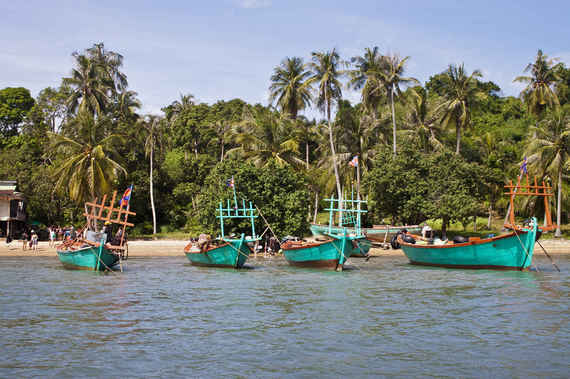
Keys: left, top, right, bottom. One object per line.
{"left": 1, "top": 238, "right": 569, "bottom": 257}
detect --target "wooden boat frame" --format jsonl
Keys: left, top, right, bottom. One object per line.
{"left": 57, "top": 190, "right": 136, "bottom": 271}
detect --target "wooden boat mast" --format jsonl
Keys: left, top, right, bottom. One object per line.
{"left": 504, "top": 175, "right": 555, "bottom": 231}
{"left": 83, "top": 191, "right": 136, "bottom": 249}
{"left": 216, "top": 183, "right": 258, "bottom": 241}
{"left": 324, "top": 193, "right": 367, "bottom": 236}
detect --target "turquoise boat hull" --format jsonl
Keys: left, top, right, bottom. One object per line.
{"left": 350, "top": 238, "right": 371, "bottom": 257}
{"left": 400, "top": 219, "right": 538, "bottom": 270}
{"left": 185, "top": 238, "right": 251, "bottom": 268}
{"left": 310, "top": 223, "right": 421, "bottom": 242}
{"left": 57, "top": 245, "right": 119, "bottom": 271}
{"left": 282, "top": 237, "right": 352, "bottom": 270}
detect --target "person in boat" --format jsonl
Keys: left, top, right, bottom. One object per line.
{"left": 111, "top": 228, "right": 123, "bottom": 246}
{"left": 101, "top": 221, "right": 112, "bottom": 243}
{"left": 197, "top": 233, "right": 211, "bottom": 253}
{"left": 421, "top": 224, "right": 433, "bottom": 239}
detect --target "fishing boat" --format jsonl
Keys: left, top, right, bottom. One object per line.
{"left": 398, "top": 176, "right": 556, "bottom": 271}
{"left": 309, "top": 194, "right": 371, "bottom": 257}
{"left": 184, "top": 180, "right": 259, "bottom": 268}
{"left": 282, "top": 196, "right": 367, "bottom": 270}
{"left": 310, "top": 223, "right": 421, "bottom": 244}
{"left": 57, "top": 189, "right": 135, "bottom": 271}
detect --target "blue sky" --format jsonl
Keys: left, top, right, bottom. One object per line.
{"left": 1, "top": 0, "right": 568, "bottom": 117}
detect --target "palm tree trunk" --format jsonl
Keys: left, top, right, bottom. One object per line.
{"left": 487, "top": 204, "right": 492, "bottom": 229}
{"left": 220, "top": 138, "right": 224, "bottom": 162}
{"left": 390, "top": 86, "right": 397, "bottom": 156}
{"left": 305, "top": 141, "right": 309, "bottom": 169}
{"left": 325, "top": 88, "right": 342, "bottom": 203}
{"left": 313, "top": 192, "right": 319, "bottom": 224}
{"left": 555, "top": 167, "right": 562, "bottom": 237}
{"left": 455, "top": 117, "right": 461, "bottom": 155}
{"left": 150, "top": 146, "right": 157, "bottom": 235}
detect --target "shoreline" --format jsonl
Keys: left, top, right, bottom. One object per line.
{"left": 1, "top": 238, "right": 569, "bottom": 257}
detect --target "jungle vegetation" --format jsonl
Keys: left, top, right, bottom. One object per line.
{"left": 1, "top": 44, "right": 568, "bottom": 238}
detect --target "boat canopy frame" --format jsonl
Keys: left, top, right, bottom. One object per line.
{"left": 504, "top": 174, "right": 556, "bottom": 231}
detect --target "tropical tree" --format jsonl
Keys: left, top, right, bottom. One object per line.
{"left": 166, "top": 93, "right": 195, "bottom": 122}
{"left": 307, "top": 49, "right": 344, "bottom": 201}
{"left": 63, "top": 53, "right": 111, "bottom": 116}
{"left": 269, "top": 57, "right": 313, "bottom": 119}
{"left": 404, "top": 87, "right": 443, "bottom": 152}
{"left": 139, "top": 115, "right": 165, "bottom": 235}
{"left": 437, "top": 64, "right": 487, "bottom": 154}
{"left": 378, "top": 53, "right": 418, "bottom": 156}
{"left": 86, "top": 42, "right": 128, "bottom": 93}
{"left": 524, "top": 109, "right": 570, "bottom": 237}
{"left": 50, "top": 111, "right": 126, "bottom": 204}
{"left": 115, "top": 90, "right": 141, "bottom": 124}
{"left": 514, "top": 49, "right": 562, "bottom": 119}
{"left": 348, "top": 46, "right": 385, "bottom": 113}
{"left": 226, "top": 106, "right": 302, "bottom": 167}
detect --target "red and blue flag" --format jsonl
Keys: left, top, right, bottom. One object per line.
{"left": 349, "top": 155, "right": 358, "bottom": 167}
{"left": 120, "top": 185, "right": 133, "bottom": 207}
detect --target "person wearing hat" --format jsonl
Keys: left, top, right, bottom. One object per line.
{"left": 102, "top": 221, "right": 112, "bottom": 243}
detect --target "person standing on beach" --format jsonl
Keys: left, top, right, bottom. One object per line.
{"left": 22, "top": 231, "right": 28, "bottom": 251}
{"left": 31, "top": 230, "right": 38, "bottom": 251}
{"left": 49, "top": 227, "right": 55, "bottom": 247}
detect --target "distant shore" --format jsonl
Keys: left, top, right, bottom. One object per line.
{"left": 1, "top": 238, "right": 569, "bottom": 257}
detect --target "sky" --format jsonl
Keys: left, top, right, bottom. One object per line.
{"left": 1, "top": 0, "right": 569, "bottom": 117}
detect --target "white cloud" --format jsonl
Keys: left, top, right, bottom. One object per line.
{"left": 235, "top": 0, "right": 272, "bottom": 9}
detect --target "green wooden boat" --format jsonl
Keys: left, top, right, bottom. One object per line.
{"left": 184, "top": 234, "right": 252, "bottom": 268}
{"left": 57, "top": 241, "right": 121, "bottom": 271}
{"left": 398, "top": 218, "right": 538, "bottom": 270}
{"left": 310, "top": 223, "right": 421, "bottom": 243}
{"left": 184, "top": 180, "right": 259, "bottom": 269}
{"left": 281, "top": 230, "right": 353, "bottom": 271}
{"left": 310, "top": 194, "right": 371, "bottom": 258}
{"left": 57, "top": 190, "right": 134, "bottom": 271}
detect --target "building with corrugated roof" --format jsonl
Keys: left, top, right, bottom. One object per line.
{"left": 0, "top": 181, "right": 27, "bottom": 238}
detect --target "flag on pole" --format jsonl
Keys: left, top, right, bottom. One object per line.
{"left": 520, "top": 156, "right": 527, "bottom": 175}
{"left": 349, "top": 155, "right": 358, "bottom": 167}
{"left": 120, "top": 184, "right": 133, "bottom": 207}
{"left": 226, "top": 176, "right": 235, "bottom": 188}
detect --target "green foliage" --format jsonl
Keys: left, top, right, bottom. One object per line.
{"left": 364, "top": 145, "right": 490, "bottom": 236}
{"left": 197, "top": 159, "right": 310, "bottom": 238}
{"left": 0, "top": 87, "right": 35, "bottom": 136}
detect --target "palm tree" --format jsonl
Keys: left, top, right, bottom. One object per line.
{"left": 86, "top": 42, "right": 129, "bottom": 93}
{"left": 514, "top": 49, "right": 562, "bottom": 119}
{"left": 307, "top": 49, "right": 344, "bottom": 201}
{"left": 348, "top": 46, "right": 385, "bottom": 113}
{"left": 378, "top": 54, "right": 419, "bottom": 156}
{"left": 167, "top": 93, "right": 195, "bottom": 121}
{"left": 437, "top": 64, "right": 487, "bottom": 154}
{"left": 404, "top": 87, "right": 443, "bottom": 152}
{"left": 139, "top": 115, "right": 165, "bottom": 235}
{"left": 226, "top": 106, "right": 302, "bottom": 167}
{"left": 525, "top": 109, "right": 570, "bottom": 237}
{"left": 269, "top": 57, "right": 313, "bottom": 119}
{"left": 115, "top": 90, "right": 141, "bottom": 123}
{"left": 63, "top": 53, "right": 111, "bottom": 116}
{"left": 50, "top": 111, "right": 126, "bottom": 204}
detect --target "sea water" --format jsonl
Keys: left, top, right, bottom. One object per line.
{"left": 1, "top": 254, "right": 568, "bottom": 377}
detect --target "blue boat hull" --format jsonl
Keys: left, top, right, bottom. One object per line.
{"left": 400, "top": 220, "right": 538, "bottom": 270}
{"left": 185, "top": 238, "right": 251, "bottom": 268}
{"left": 57, "top": 245, "right": 119, "bottom": 271}
{"left": 282, "top": 238, "right": 352, "bottom": 270}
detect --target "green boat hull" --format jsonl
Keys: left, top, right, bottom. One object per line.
{"left": 57, "top": 246, "right": 119, "bottom": 271}
{"left": 282, "top": 237, "right": 352, "bottom": 270}
{"left": 400, "top": 219, "right": 538, "bottom": 270}
{"left": 310, "top": 223, "right": 421, "bottom": 242}
{"left": 350, "top": 238, "right": 371, "bottom": 257}
{"left": 185, "top": 239, "right": 251, "bottom": 268}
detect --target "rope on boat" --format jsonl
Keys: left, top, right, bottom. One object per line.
{"left": 536, "top": 240, "right": 561, "bottom": 272}
{"left": 328, "top": 238, "right": 361, "bottom": 270}
{"left": 254, "top": 205, "right": 280, "bottom": 244}
{"left": 512, "top": 227, "right": 538, "bottom": 272}
{"left": 89, "top": 247, "right": 118, "bottom": 274}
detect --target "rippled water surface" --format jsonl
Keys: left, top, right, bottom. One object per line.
{"left": 1, "top": 254, "right": 568, "bottom": 378}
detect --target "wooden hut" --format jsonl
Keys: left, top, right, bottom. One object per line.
{"left": 0, "top": 181, "right": 26, "bottom": 239}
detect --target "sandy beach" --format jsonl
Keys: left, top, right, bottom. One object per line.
{"left": 1, "top": 238, "right": 569, "bottom": 257}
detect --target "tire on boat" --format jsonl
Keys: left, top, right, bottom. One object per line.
{"left": 390, "top": 233, "right": 401, "bottom": 249}
{"left": 452, "top": 235, "right": 468, "bottom": 244}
